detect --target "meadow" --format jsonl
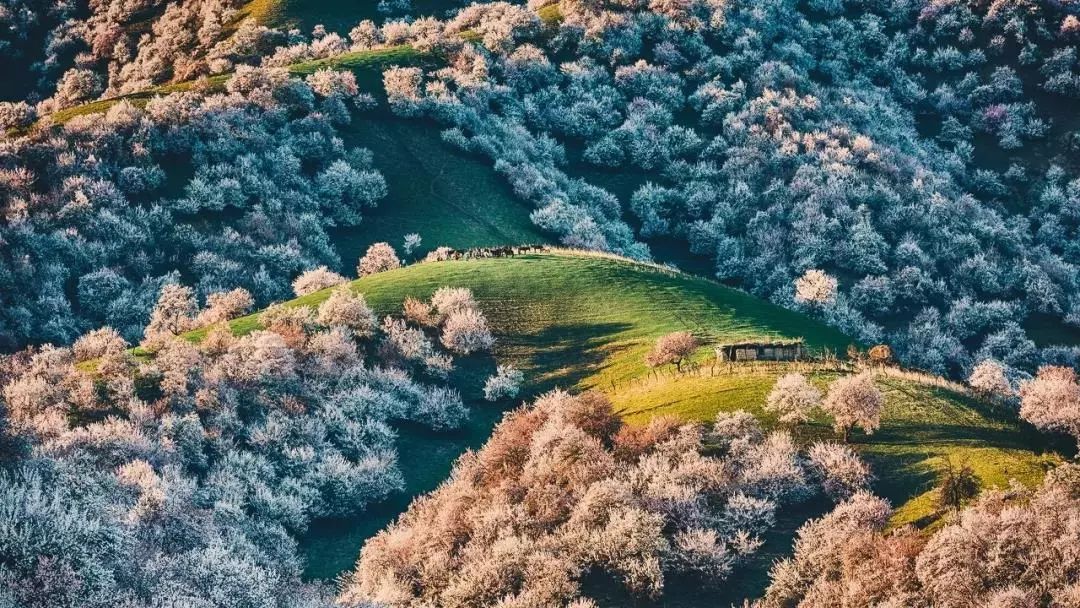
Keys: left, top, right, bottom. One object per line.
{"left": 328, "top": 116, "right": 549, "bottom": 270}
{"left": 168, "top": 251, "right": 1064, "bottom": 600}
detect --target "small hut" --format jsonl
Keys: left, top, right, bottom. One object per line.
{"left": 714, "top": 339, "right": 806, "bottom": 362}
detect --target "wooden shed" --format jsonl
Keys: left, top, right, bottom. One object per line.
{"left": 714, "top": 339, "right": 806, "bottom": 362}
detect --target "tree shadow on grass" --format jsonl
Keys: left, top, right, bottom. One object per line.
{"left": 509, "top": 321, "right": 636, "bottom": 394}
{"left": 861, "top": 448, "right": 939, "bottom": 511}
{"left": 872, "top": 422, "right": 1037, "bottom": 448}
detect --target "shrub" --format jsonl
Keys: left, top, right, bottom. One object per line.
{"left": 1019, "top": 366, "right": 1080, "bottom": 448}
{"left": 305, "top": 327, "right": 361, "bottom": 374}
{"left": 765, "top": 373, "right": 821, "bottom": 425}
{"left": 440, "top": 308, "right": 495, "bottom": 355}
{"left": 821, "top": 373, "right": 884, "bottom": 442}
{"left": 53, "top": 69, "right": 103, "bottom": 108}
{"left": 563, "top": 391, "right": 622, "bottom": 442}
{"left": 430, "top": 286, "right": 478, "bottom": 320}
{"left": 0, "top": 101, "right": 35, "bottom": 130}
{"left": 424, "top": 246, "right": 455, "bottom": 263}
{"left": 306, "top": 69, "right": 359, "bottom": 98}
{"left": 143, "top": 284, "right": 197, "bottom": 342}
{"left": 614, "top": 414, "right": 683, "bottom": 461}
{"left": 316, "top": 288, "right": 377, "bottom": 337}
{"left": 357, "top": 243, "right": 402, "bottom": 277}
{"left": 794, "top": 270, "right": 839, "bottom": 306}
{"left": 483, "top": 364, "right": 524, "bottom": 401}
{"left": 255, "top": 305, "right": 312, "bottom": 351}
{"left": 645, "top": 331, "right": 699, "bottom": 372}
{"left": 380, "top": 317, "right": 454, "bottom": 377}
{"left": 72, "top": 327, "right": 128, "bottom": 362}
{"left": 195, "top": 288, "right": 254, "bottom": 327}
{"left": 403, "top": 233, "right": 422, "bottom": 257}
{"left": 402, "top": 296, "right": 437, "bottom": 327}
{"left": 806, "top": 442, "right": 872, "bottom": 499}
{"left": 293, "top": 267, "right": 348, "bottom": 296}
{"left": 968, "top": 359, "right": 1014, "bottom": 400}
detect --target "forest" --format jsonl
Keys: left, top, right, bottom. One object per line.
{"left": 2, "top": 0, "right": 1080, "bottom": 606}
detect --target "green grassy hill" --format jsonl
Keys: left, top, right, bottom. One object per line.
{"left": 612, "top": 369, "right": 1060, "bottom": 529}
{"left": 190, "top": 250, "right": 850, "bottom": 388}
{"left": 182, "top": 250, "right": 852, "bottom": 581}
{"left": 160, "top": 251, "right": 1062, "bottom": 597}
{"left": 329, "top": 117, "right": 549, "bottom": 270}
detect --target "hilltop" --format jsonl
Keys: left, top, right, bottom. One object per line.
{"left": 30, "top": 4, "right": 564, "bottom": 129}
{"left": 183, "top": 250, "right": 849, "bottom": 389}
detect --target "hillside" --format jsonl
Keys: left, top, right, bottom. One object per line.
{"left": 162, "top": 251, "right": 1062, "bottom": 596}
{"left": 328, "top": 117, "right": 549, "bottom": 269}
{"left": 40, "top": 44, "right": 430, "bottom": 128}
{"left": 178, "top": 250, "right": 850, "bottom": 581}
{"left": 186, "top": 251, "right": 850, "bottom": 387}
{"left": 6, "top": 0, "right": 1080, "bottom": 605}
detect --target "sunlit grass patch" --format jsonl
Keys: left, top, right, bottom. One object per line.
{"left": 608, "top": 362, "right": 1064, "bottom": 528}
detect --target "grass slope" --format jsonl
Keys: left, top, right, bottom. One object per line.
{"left": 612, "top": 369, "right": 1061, "bottom": 529}
{"left": 608, "top": 367, "right": 1061, "bottom": 604}
{"left": 328, "top": 116, "right": 549, "bottom": 270}
{"left": 175, "top": 250, "right": 849, "bottom": 580}
{"left": 168, "top": 252, "right": 1061, "bottom": 595}
{"left": 237, "top": 0, "right": 563, "bottom": 37}
{"left": 40, "top": 44, "right": 428, "bottom": 128}
{"left": 190, "top": 251, "right": 850, "bottom": 387}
